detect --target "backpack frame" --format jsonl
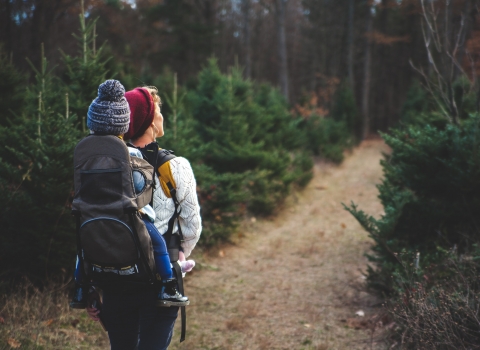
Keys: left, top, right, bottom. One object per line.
{"left": 72, "top": 135, "right": 156, "bottom": 288}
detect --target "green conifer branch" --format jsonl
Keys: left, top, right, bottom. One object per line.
{"left": 37, "top": 92, "right": 42, "bottom": 144}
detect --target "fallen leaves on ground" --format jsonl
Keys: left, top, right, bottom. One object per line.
{"left": 42, "top": 319, "right": 54, "bottom": 327}
{"left": 7, "top": 338, "right": 21, "bottom": 348}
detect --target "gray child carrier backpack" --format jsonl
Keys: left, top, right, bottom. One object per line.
{"left": 72, "top": 134, "right": 156, "bottom": 286}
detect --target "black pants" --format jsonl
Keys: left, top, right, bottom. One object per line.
{"left": 102, "top": 288, "right": 178, "bottom": 350}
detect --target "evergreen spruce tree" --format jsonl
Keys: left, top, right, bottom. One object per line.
{"left": 186, "top": 59, "right": 313, "bottom": 245}
{"left": 158, "top": 71, "right": 198, "bottom": 157}
{"left": 345, "top": 115, "right": 480, "bottom": 295}
{"left": 302, "top": 115, "right": 352, "bottom": 163}
{"left": 331, "top": 83, "right": 360, "bottom": 139}
{"left": 0, "top": 8, "right": 111, "bottom": 284}
{"left": 0, "top": 48, "right": 82, "bottom": 284}
{"left": 61, "top": 6, "right": 110, "bottom": 132}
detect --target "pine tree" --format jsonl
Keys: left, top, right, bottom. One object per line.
{"left": 0, "top": 8, "right": 112, "bottom": 284}
{"left": 0, "top": 47, "right": 82, "bottom": 284}
{"left": 331, "top": 83, "right": 360, "bottom": 140}
{"left": 345, "top": 115, "right": 480, "bottom": 295}
{"left": 158, "top": 70, "right": 197, "bottom": 157}
{"left": 185, "top": 59, "right": 313, "bottom": 245}
{"left": 61, "top": 5, "right": 110, "bottom": 132}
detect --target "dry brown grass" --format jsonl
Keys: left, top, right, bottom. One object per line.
{"left": 0, "top": 280, "right": 109, "bottom": 349}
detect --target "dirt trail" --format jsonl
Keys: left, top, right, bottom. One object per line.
{"left": 172, "top": 140, "right": 389, "bottom": 350}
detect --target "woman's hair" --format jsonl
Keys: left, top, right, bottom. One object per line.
{"left": 143, "top": 86, "right": 162, "bottom": 115}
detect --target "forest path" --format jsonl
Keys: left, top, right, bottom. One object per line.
{"left": 172, "top": 139, "right": 389, "bottom": 350}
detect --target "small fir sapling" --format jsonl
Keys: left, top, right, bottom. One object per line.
{"left": 61, "top": 8, "right": 110, "bottom": 133}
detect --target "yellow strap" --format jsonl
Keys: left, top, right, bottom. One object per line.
{"left": 158, "top": 161, "right": 176, "bottom": 198}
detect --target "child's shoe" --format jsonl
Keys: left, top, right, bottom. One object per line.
{"left": 179, "top": 260, "right": 195, "bottom": 273}
{"left": 69, "top": 285, "right": 88, "bottom": 309}
{"left": 157, "top": 278, "right": 190, "bottom": 307}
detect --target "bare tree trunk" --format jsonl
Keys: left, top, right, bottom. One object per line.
{"left": 30, "top": 0, "right": 46, "bottom": 67}
{"left": 362, "top": 4, "right": 373, "bottom": 140}
{"left": 378, "top": 0, "right": 389, "bottom": 131}
{"left": 310, "top": 35, "right": 318, "bottom": 91}
{"left": 242, "top": 0, "right": 251, "bottom": 79}
{"left": 454, "top": 0, "right": 471, "bottom": 80}
{"left": 30, "top": 0, "right": 65, "bottom": 68}
{"left": 347, "top": 0, "right": 355, "bottom": 90}
{"left": 444, "top": 0, "right": 459, "bottom": 122}
{"left": 275, "top": 0, "right": 289, "bottom": 103}
{"left": 219, "top": 0, "right": 227, "bottom": 71}
{"left": 444, "top": 0, "right": 452, "bottom": 75}
{"left": 321, "top": 0, "right": 328, "bottom": 78}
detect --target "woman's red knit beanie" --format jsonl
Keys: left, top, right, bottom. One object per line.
{"left": 124, "top": 87, "right": 155, "bottom": 140}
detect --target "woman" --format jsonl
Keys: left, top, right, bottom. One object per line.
{"left": 87, "top": 85, "right": 202, "bottom": 349}
{"left": 124, "top": 86, "right": 201, "bottom": 261}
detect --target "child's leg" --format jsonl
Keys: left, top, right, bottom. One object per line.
{"left": 142, "top": 217, "right": 173, "bottom": 280}
{"left": 142, "top": 217, "right": 188, "bottom": 307}
{"left": 74, "top": 256, "right": 85, "bottom": 284}
{"left": 70, "top": 256, "right": 88, "bottom": 309}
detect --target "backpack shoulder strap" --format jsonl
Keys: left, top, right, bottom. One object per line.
{"left": 153, "top": 148, "right": 187, "bottom": 342}
{"left": 157, "top": 149, "right": 176, "bottom": 198}
{"left": 157, "top": 149, "right": 184, "bottom": 243}
{"left": 128, "top": 142, "right": 177, "bottom": 197}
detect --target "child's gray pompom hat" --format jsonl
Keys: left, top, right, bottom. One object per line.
{"left": 87, "top": 79, "right": 130, "bottom": 135}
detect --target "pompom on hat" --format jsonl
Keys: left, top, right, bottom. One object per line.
{"left": 87, "top": 79, "right": 130, "bottom": 135}
{"left": 124, "top": 88, "right": 155, "bottom": 140}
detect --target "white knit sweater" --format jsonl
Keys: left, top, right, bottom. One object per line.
{"left": 152, "top": 157, "right": 202, "bottom": 258}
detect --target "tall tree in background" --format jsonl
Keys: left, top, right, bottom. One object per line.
{"left": 140, "top": 0, "right": 218, "bottom": 82}
{"left": 242, "top": 0, "right": 252, "bottom": 79}
{"left": 347, "top": 0, "right": 355, "bottom": 90}
{"left": 362, "top": 0, "right": 373, "bottom": 139}
{"left": 274, "top": 0, "right": 290, "bottom": 102}
{"left": 0, "top": 0, "right": 82, "bottom": 71}
{"left": 2, "top": 0, "right": 477, "bottom": 135}
{"left": 413, "top": 0, "right": 476, "bottom": 122}
{"left": 62, "top": 1, "right": 110, "bottom": 131}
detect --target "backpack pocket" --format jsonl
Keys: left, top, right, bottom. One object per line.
{"left": 80, "top": 168, "right": 123, "bottom": 205}
{"left": 80, "top": 217, "right": 138, "bottom": 265}
{"left": 80, "top": 216, "right": 155, "bottom": 284}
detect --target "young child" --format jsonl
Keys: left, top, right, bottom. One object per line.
{"left": 70, "top": 80, "right": 192, "bottom": 308}
{"left": 128, "top": 146, "right": 195, "bottom": 276}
